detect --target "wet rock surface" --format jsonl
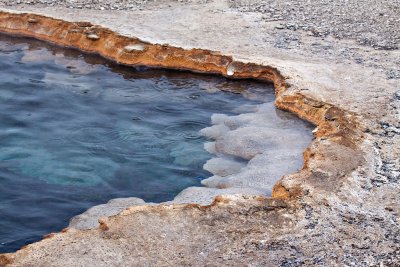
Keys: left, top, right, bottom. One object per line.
{"left": 0, "top": 1, "right": 399, "bottom": 266}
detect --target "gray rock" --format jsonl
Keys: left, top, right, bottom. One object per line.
{"left": 395, "top": 90, "right": 400, "bottom": 100}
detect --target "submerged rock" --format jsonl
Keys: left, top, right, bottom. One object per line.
{"left": 203, "top": 157, "right": 245, "bottom": 177}
{"left": 170, "top": 186, "right": 266, "bottom": 205}
{"left": 200, "top": 102, "right": 312, "bottom": 194}
{"left": 69, "top": 197, "right": 146, "bottom": 230}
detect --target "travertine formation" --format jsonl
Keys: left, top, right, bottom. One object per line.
{"left": 0, "top": 1, "right": 399, "bottom": 266}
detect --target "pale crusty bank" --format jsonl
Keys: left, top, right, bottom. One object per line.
{"left": 0, "top": 1, "right": 399, "bottom": 266}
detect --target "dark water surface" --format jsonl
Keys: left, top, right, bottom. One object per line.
{"left": 0, "top": 34, "right": 275, "bottom": 252}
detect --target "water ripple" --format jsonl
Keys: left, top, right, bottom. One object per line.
{"left": 156, "top": 121, "right": 208, "bottom": 141}
{"left": 68, "top": 126, "right": 118, "bottom": 144}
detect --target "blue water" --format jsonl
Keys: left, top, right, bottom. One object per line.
{"left": 0, "top": 34, "right": 274, "bottom": 252}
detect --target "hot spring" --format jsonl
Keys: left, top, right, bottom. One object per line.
{"left": 0, "top": 34, "right": 313, "bottom": 252}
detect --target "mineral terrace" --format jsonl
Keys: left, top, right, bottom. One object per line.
{"left": 0, "top": 0, "right": 399, "bottom": 266}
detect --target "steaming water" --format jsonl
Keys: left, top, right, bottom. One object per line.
{"left": 0, "top": 34, "right": 313, "bottom": 253}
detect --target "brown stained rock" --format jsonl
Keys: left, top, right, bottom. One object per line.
{"left": 303, "top": 97, "right": 325, "bottom": 108}
{"left": 68, "top": 28, "right": 81, "bottom": 33}
{"left": 0, "top": 255, "right": 12, "bottom": 266}
{"left": 27, "top": 18, "right": 38, "bottom": 24}
{"left": 75, "top": 21, "right": 93, "bottom": 28}
{"left": 123, "top": 43, "right": 145, "bottom": 52}
{"left": 98, "top": 218, "right": 109, "bottom": 231}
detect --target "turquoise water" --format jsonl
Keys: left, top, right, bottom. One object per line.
{"left": 0, "top": 34, "right": 274, "bottom": 252}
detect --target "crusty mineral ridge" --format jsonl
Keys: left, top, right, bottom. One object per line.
{"left": 0, "top": 1, "right": 399, "bottom": 266}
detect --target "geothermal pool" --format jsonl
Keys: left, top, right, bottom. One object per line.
{"left": 0, "top": 34, "right": 313, "bottom": 252}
